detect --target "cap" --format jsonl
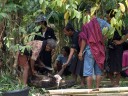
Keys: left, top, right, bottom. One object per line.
{"left": 35, "top": 15, "right": 47, "bottom": 23}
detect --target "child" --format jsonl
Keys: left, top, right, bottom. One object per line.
{"left": 54, "top": 46, "right": 71, "bottom": 76}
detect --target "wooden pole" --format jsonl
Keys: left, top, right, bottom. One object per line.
{"left": 48, "top": 87, "right": 128, "bottom": 95}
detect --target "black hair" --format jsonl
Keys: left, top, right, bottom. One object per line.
{"left": 85, "top": 6, "right": 97, "bottom": 15}
{"left": 65, "top": 22, "right": 75, "bottom": 31}
{"left": 86, "top": 6, "right": 91, "bottom": 14}
{"left": 106, "top": 9, "right": 115, "bottom": 18}
{"left": 42, "top": 21, "right": 47, "bottom": 27}
{"left": 62, "top": 46, "right": 70, "bottom": 55}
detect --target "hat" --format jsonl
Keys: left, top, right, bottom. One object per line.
{"left": 35, "top": 15, "right": 47, "bottom": 23}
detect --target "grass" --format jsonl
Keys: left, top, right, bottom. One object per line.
{"left": 1, "top": 71, "right": 128, "bottom": 96}
{"left": 0, "top": 72, "right": 47, "bottom": 96}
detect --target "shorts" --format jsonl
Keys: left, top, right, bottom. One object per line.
{"left": 83, "top": 46, "right": 102, "bottom": 76}
{"left": 18, "top": 53, "right": 29, "bottom": 67}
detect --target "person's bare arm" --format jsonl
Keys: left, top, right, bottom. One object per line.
{"left": 78, "top": 39, "right": 86, "bottom": 61}
{"left": 53, "top": 60, "right": 59, "bottom": 71}
{"left": 113, "top": 34, "right": 128, "bottom": 45}
{"left": 62, "top": 48, "right": 75, "bottom": 68}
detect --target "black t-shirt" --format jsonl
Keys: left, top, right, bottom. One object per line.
{"left": 108, "top": 27, "right": 128, "bottom": 49}
{"left": 34, "top": 27, "right": 57, "bottom": 41}
{"left": 34, "top": 40, "right": 52, "bottom": 67}
{"left": 113, "top": 27, "right": 128, "bottom": 40}
{"left": 39, "top": 49, "right": 52, "bottom": 67}
{"left": 70, "top": 31, "right": 80, "bottom": 53}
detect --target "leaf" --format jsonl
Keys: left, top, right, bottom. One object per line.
{"left": 70, "top": 9, "right": 75, "bottom": 19}
{"left": 90, "top": 3, "right": 99, "bottom": 16}
{"left": 75, "top": 1, "right": 78, "bottom": 5}
{"left": 117, "top": 30, "right": 122, "bottom": 36}
{"left": 6, "top": 41, "right": 10, "bottom": 48}
{"left": 4, "top": 3, "right": 21, "bottom": 12}
{"left": 72, "top": 4, "right": 77, "bottom": 9}
{"left": 102, "top": 27, "right": 108, "bottom": 35}
{"left": 50, "top": 0, "right": 56, "bottom": 9}
{"left": 33, "top": 9, "right": 42, "bottom": 16}
{"left": 118, "top": 3, "right": 125, "bottom": 13}
{"left": 74, "top": 10, "right": 81, "bottom": 19}
{"left": 125, "top": 0, "right": 128, "bottom": 8}
{"left": 56, "top": 0, "right": 62, "bottom": 7}
{"left": 41, "top": 1, "right": 48, "bottom": 14}
{"left": 41, "top": 3, "right": 46, "bottom": 14}
{"left": 66, "top": 5, "right": 70, "bottom": 9}
{"left": 65, "top": 19, "right": 68, "bottom": 25}
{"left": 110, "top": 17, "right": 116, "bottom": 27}
{"left": 62, "top": 0, "right": 67, "bottom": 4}
{"left": 86, "top": 15, "right": 90, "bottom": 23}
{"left": 115, "top": 10, "right": 122, "bottom": 19}
{"left": 34, "top": 25, "right": 41, "bottom": 32}
{"left": 118, "top": 20, "right": 122, "bottom": 27}
{"left": 64, "top": 11, "right": 69, "bottom": 20}
{"left": 0, "top": 13, "right": 9, "bottom": 19}
{"left": 91, "top": 7, "right": 97, "bottom": 16}
{"left": 28, "top": 35, "right": 34, "bottom": 42}
{"left": 83, "top": 16, "right": 87, "bottom": 24}
{"left": 47, "top": 11, "right": 54, "bottom": 20}
{"left": 19, "top": 27, "right": 26, "bottom": 33}
{"left": 39, "top": 0, "right": 44, "bottom": 4}
{"left": 107, "top": 27, "right": 115, "bottom": 39}
{"left": 83, "top": 15, "right": 90, "bottom": 24}
{"left": 52, "top": 12, "right": 59, "bottom": 20}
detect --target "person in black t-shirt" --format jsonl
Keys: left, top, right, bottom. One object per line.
{"left": 106, "top": 10, "right": 128, "bottom": 87}
{"left": 35, "top": 15, "right": 57, "bottom": 41}
{"left": 62, "top": 23, "right": 85, "bottom": 86}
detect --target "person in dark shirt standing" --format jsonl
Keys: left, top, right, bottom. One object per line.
{"left": 106, "top": 10, "right": 128, "bottom": 87}
{"left": 62, "top": 23, "right": 85, "bottom": 86}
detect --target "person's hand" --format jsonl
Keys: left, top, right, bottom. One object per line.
{"left": 113, "top": 40, "right": 123, "bottom": 45}
{"left": 13, "top": 63, "right": 17, "bottom": 68}
{"left": 78, "top": 52, "right": 83, "bottom": 61}
{"left": 51, "top": 49, "right": 55, "bottom": 56}
{"left": 40, "top": 61, "right": 46, "bottom": 67}
{"left": 62, "top": 63, "right": 68, "bottom": 68}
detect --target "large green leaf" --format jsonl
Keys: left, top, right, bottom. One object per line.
{"left": 110, "top": 17, "right": 116, "bottom": 27}
{"left": 3, "top": 3, "right": 22, "bottom": 12}
{"left": 102, "top": 27, "right": 109, "bottom": 36}
{"left": 39, "top": 0, "right": 44, "bottom": 4}
{"left": 56, "top": 0, "right": 62, "bottom": 7}
{"left": 0, "top": 12, "right": 9, "bottom": 19}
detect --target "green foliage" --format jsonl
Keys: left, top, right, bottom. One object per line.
{"left": 0, "top": 73, "right": 25, "bottom": 92}
{"left": 0, "top": 72, "right": 47, "bottom": 95}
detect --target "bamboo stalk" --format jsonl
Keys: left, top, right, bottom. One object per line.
{"left": 63, "top": 92, "right": 128, "bottom": 96}
{"left": 48, "top": 87, "right": 128, "bottom": 95}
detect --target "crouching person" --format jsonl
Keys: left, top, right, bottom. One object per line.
{"left": 54, "top": 46, "right": 71, "bottom": 76}
{"left": 14, "top": 39, "right": 57, "bottom": 85}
